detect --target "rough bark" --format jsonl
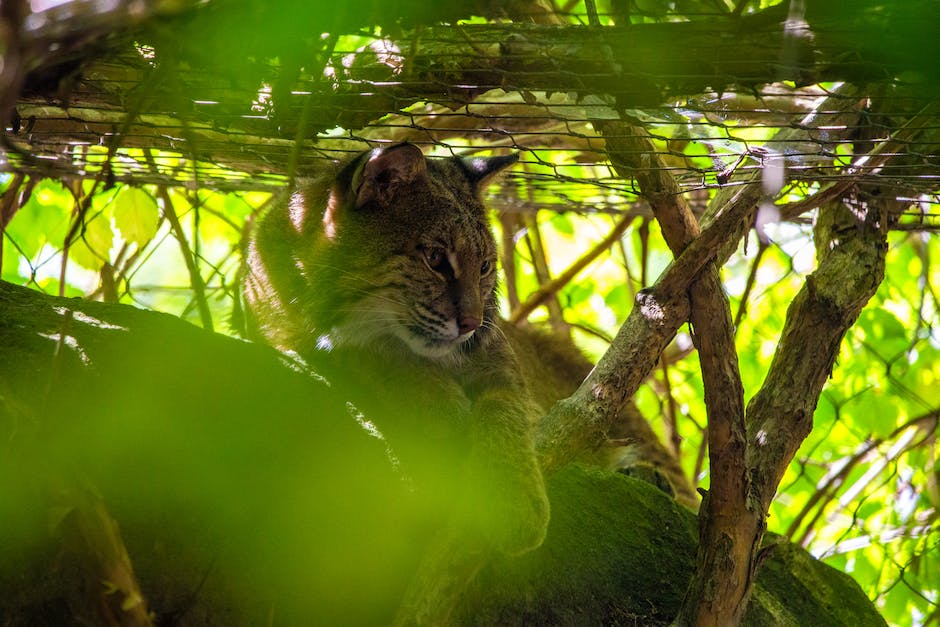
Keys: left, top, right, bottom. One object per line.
{"left": 672, "top": 102, "right": 930, "bottom": 626}
{"left": 744, "top": 198, "right": 890, "bottom": 519}
{"left": 534, "top": 173, "right": 762, "bottom": 471}
{"left": 599, "top": 88, "right": 932, "bottom": 625}
{"left": 600, "top": 122, "right": 753, "bottom": 626}
{"left": 586, "top": 88, "right": 918, "bottom": 625}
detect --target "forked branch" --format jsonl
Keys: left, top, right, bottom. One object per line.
{"left": 601, "top": 122, "right": 752, "bottom": 624}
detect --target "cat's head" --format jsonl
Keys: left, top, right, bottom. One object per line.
{"left": 306, "top": 143, "right": 517, "bottom": 360}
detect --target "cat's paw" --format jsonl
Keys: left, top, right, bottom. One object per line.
{"left": 464, "top": 456, "right": 550, "bottom": 556}
{"left": 495, "top": 476, "right": 550, "bottom": 556}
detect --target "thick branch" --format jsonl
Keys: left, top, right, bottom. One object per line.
{"left": 745, "top": 201, "right": 888, "bottom": 515}
{"left": 57, "top": 483, "right": 153, "bottom": 627}
{"left": 0, "top": 280, "right": 888, "bottom": 626}
{"left": 601, "top": 122, "right": 752, "bottom": 626}
{"left": 535, "top": 178, "right": 759, "bottom": 471}
{"left": 607, "top": 85, "right": 890, "bottom": 627}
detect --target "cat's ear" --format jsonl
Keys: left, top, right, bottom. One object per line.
{"left": 460, "top": 153, "right": 519, "bottom": 191}
{"left": 352, "top": 143, "right": 427, "bottom": 209}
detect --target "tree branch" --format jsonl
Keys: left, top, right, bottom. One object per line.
{"left": 509, "top": 211, "right": 632, "bottom": 324}
{"left": 599, "top": 121, "right": 753, "bottom": 625}
{"left": 745, "top": 198, "right": 889, "bottom": 517}
{"left": 0, "top": 259, "right": 890, "bottom": 627}
{"left": 534, "top": 176, "right": 759, "bottom": 471}
{"left": 57, "top": 482, "right": 154, "bottom": 627}
{"left": 785, "top": 410, "right": 939, "bottom": 544}
{"left": 520, "top": 211, "right": 567, "bottom": 331}
{"left": 155, "top": 185, "right": 214, "bottom": 332}
{"left": 535, "top": 85, "right": 871, "bottom": 623}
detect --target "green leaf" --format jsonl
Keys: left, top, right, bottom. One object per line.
{"left": 854, "top": 500, "right": 883, "bottom": 521}
{"left": 834, "top": 142, "right": 854, "bottom": 168}
{"left": 604, "top": 283, "right": 632, "bottom": 318}
{"left": 224, "top": 193, "right": 254, "bottom": 222}
{"left": 882, "top": 577, "right": 919, "bottom": 622}
{"left": 5, "top": 180, "right": 72, "bottom": 260}
{"left": 549, "top": 212, "right": 574, "bottom": 237}
{"left": 69, "top": 210, "right": 113, "bottom": 270}
{"left": 561, "top": 280, "right": 593, "bottom": 308}
{"left": 849, "top": 393, "right": 900, "bottom": 440}
{"left": 113, "top": 187, "right": 159, "bottom": 247}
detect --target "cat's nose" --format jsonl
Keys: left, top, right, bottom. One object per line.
{"left": 458, "top": 315, "right": 481, "bottom": 335}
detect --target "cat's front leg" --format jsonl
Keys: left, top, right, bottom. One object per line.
{"left": 464, "top": 387, "right": 550, "bottom": 555}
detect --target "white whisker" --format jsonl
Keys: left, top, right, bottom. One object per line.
{"left": 481, "top": 318, "right": 509, "bottom": 347}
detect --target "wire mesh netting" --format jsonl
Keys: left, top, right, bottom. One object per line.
{"left": 7, "top": 17, "right": 940, "bottom": 227}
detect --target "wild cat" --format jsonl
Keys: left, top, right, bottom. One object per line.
{"left": 244, "top": 143, "right": 549, "bottom": 554}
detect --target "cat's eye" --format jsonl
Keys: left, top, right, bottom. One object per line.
{"left": 424, "top": 247, "right": 447, "bottom": 271}
{"left": 480, "top": 260, "right": 493, "bottom": 276}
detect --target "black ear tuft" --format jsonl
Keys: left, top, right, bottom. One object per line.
{"left": 459, "top": 153, "right": 519, "bottom": 190}
{"left": 352, "top": 143, "right": 427, "bottom": 209}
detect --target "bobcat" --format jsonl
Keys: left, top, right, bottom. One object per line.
{"left": 244, "top": 143, "right": 552, "bottom": 555}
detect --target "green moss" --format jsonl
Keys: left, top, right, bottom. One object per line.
{"left": 749, "top": 541, "right": 887, "bottom": 627}
{"left": 460, "top": 465, "right": 886, "bottom": 626}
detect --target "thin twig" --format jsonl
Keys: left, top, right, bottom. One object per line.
{"left": 637, "top": 217, "right": 650, "bottom": 287}
{"left": 509, "top": 212, "right": 632, "bottom": 324}
{"left": 787, "top": 410, "right": 940, "bottom": 544}
{"left": 155, "top": 184, "right": 214, "bottom": 332}
{"left": 733, "top": 239, "right": 769, "bottom": 331}
{"left": 584, "top": 0, "right": 600, "bottom": 26}
{"left": 568, "top": 320, "right": 613, "bottom": 344}
{"left": 499, "top": 211, "right": 521, "bottom": 313}
{"left": 59, "top": 181, "right": 99, "bottom": 297}
{"left": 522, "top": 212, "right": 567, "bottom": 333}
{"left": 659, "top": 357, "right": 681, "bottom": 458}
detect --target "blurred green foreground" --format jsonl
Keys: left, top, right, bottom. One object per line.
{"left": 0, "top": 281, "right": 886, "bottom": 625}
